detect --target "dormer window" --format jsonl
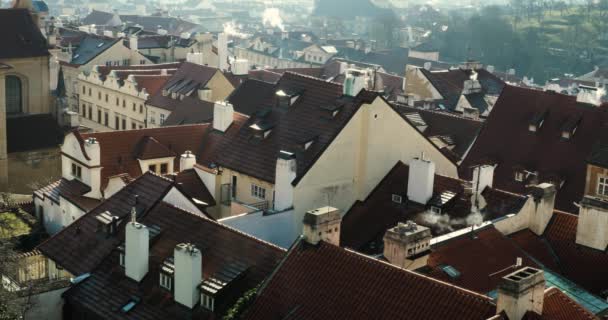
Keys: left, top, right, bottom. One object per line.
{"left": 201, "top": 293, "right": 215, "bottom": 311}
{"left": 159, "top": 272, "right": 172, "bottom": 290}
{"left": 159, "top": 257, "right": 174, "bottom": 291}
{"left": 276, "top": 89, "right": 302, "bottom": 108}
{"left": 320, "top": 104, "right": 343, "bottom": 119}
{"left": 250, "top": 121, "right": 274, "bottom": 139}
{"left": 71, "top": 163, "right": 82, "bottom": 179}
{"left": 430, "top": 206, "right": 441, "bottom": 214}
{"left": 514, "top": 171, "right": 525, "bottom": 182}
{"left": 95, "top": 211, "right": 119, "bottom": 236}
{"left": 529, "top": 110, "right": 548, "bottom": 132}
{"left": 392, "top": 194, "right": 403, "bottom": 204}
{"left": 561, "top": 115, "right": 581, "bottom": 140}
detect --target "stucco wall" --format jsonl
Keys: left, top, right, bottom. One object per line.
{"left": 404, "top": 67, "right": 443, "bottom": 101}
{"left": 0, "top": 56, "right": 51, "bottom": 115}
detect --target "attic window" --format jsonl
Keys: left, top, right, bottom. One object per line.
{"left": 250, "top": 121, "right": 274, "bottom": 139}
{"left": 440, "top": 265, "right": 461, "bottom": 279}
{"left": 561, "top": 115, "right": 581, "bottom": 140}
{"left": 515, "top": 171, "right": 525, "bottom": 182}
{"left": 392, "top": 194, "right": 403, "bottom": 204}
{"left": 201, "top": 294, "right": 215, "bottom": 311}
{"left": 121, "top": 297, "right": 141, "bottom": 313}
{"left": 320, "top": 103, "right": 343, "bottom": 119}
{"left": 430, "top": 206, "right": 442, "bottom": 214}
{"left": 529, "top": 110, "right": 548, "bottom": 132}
{"left": 95, "top": 211, "right": 119, "bottom": 236}
{"left": 276, "top": 89, "right": 302, "bottom": 108}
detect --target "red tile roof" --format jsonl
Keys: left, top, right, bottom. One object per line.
{"left": 62, "top": 201, "right": 285, "bottom": 319}
{"left": 510, "top": 210, "right": 608, "bottom": 296}
{"left": 37, "top": 172, "right": 177, "bottom": 275}
{"left": 460, "top": 85, "right": 608, "bottom": 213}
{"left": 244, "top": 239, "right": 498, "bottom": 320}
{"left": 134, "top": 75, "right": 173, "bottom": 96}
{"left": 77, "top": 124, "right": 209, "bottom": 189}
{"left": 533, "top": 287, "right": 598, "bottom": 320}
{"left": 341, "top": 161, "right": 527, "bottom": 253}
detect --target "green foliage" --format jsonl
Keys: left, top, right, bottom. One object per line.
{"left": 222, "top": 285, "right": 260, "bottom": 320}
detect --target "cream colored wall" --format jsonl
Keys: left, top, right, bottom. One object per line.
{"left": 217, "top": 168, "right": 275, "bottom": 217}
{"left": 138, "top": 157, "right": 175, "bottom": 175}
{"left": 293, "top": 97, "right": 457, "bottom": 230}
{"left": 0, "top": 56, "right": 51, "bottom": 114}
{"left": 405, "top": 68, "right": 443, "bottom": 101}
{"left": 206, "top": 71, "right": 235, "bottom": 102}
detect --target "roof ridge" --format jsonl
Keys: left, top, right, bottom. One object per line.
{"left": 282, "top": 71, "right": 342, "bottom": 88}
{"left": 82, "top": 123, "right": 208, "bottom": 137}
{"left": 394, "top": 102, "right": 484, "bottom": 123}
{"left": 486, "top": 187, "right": 528, "bottom": 199}
{"left": 159, "top": 201, "right": 287, "bottom": 253}
{"left": 340, "top": 245, "right": 496, "bottom": 303}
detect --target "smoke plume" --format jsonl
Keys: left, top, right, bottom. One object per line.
{"left": 263, "top": 8, "right": 285, "bottom": 31}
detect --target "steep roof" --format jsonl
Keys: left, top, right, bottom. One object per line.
{"left": 161, "top": 99, "right": 215, "bottom": 126}
{"left": 6, "top": 114, "right": 65, "bottom": 153}
{"left": 341, "top": 161, "right": 527, "bottom": 253}
{"left": 244, "top": 239, "right": 497, "bottom": 320}
{"left": 63, "top": 202, "right": 284, "bottom": 319}
{"left": 70, "top": 35, "right": 119, "bottom": 65}
{"left": 33, "top": 178, "right": 100, "bottom": 211}
{"left": 460, "top": 85, "right": 608, "bottom": 213}
{"left": 209, "top": 72, "right": 373, "bottom": 184}
{"left": 37, "top": 172, "right": 176, "bottom": 275}
{"left": 78, "top": 124, "right": 209, "bottom": 188}
{"left": 0, "top": 9, "right": 49, "bottom": 59}
{"left": 168, "top": 168, "right": 216, "bottom": 207}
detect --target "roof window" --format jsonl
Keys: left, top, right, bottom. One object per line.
{"left": 529, "top": 109, "right": 548, "bottom": 132}
{"left": 440, "top": 265, "right": 461, "bottom": 279}
{"left": 392, "top": 194, "right": 403, "bottom": 204}
{"left": 95, "top": 211, "right": 119, "bottom": 237}
{"left": 121, "top": 297, "right": 141, "bottom": 313}
{"left": 561, "top": 115, "right": 582, "bottom": 140}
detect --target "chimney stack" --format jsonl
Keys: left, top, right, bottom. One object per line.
{"left": 302, "top": 206, "right": 341, "bottom": 246}
{"left": 407, "top": 156, "right": 435, "bottom": 205}
{"left": 383, "top": 221, "right": 431, "bottom": 270}
{"left": 472, "top": 165, "right": 494, "bottom": 194}
{"left": 274, "top": 151, "right": 296, "bottom": 211}
{"left": 125, "top": 217, "right": 149, "bottom": 282}
{"left": 218, "top": 32, "right": 228, "bottom": 71}
{"left": 528, "top": 183, "right": 556, "bottom": 235}
{"left": 212, "top": 101, "right": 234, "bottom": 132}
{"left": 129, "top": 35, "right": 138, "bottom": 52}
{"left": 343, "top": 69, "right": 369, "bottom": 97}
{"left": 576, "top": 195, "right": 608, "bottom": 250}
{"left": 180, "top": 151, "right": 196, "bottom": 171}
{"left": 198, "top": 87, "right": 212, "bottom": 101}
{"left": 174, "top": 243, "right": 202, "bottom": 309}
{"left": 496, "top": 267, "right": 545, "bottom": 320}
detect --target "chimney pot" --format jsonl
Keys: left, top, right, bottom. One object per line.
{"left": 302, "top": 206, "right": 341, "bottom": 246}
{"left": 496, "top": 267, "right": 545, "bottom": 320}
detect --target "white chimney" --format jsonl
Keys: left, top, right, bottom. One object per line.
{"left": 496, "top": 267, "right": 545, "bottom": 320}
{"left": 125, "top": 216, "right": 149, "bottom": 282}
{"left": 186, "top": 52, "right": 204, "bottom": 65}
{"left": 174, "top": 243, "right": 202, "bottom": 309}
{"left": 103, "top": 30, "right": 113, "bottom": 37}
{"left": 576, "top": 195, "right": 608, "bottom": 250}
{"left": 213, "top": 101, "right": 234, "bottom": 132}
{"left": 160, "top": 69, "right": 168, "bottom": 76}
{"left": 232, "top": 59, "right": 249, "bottom": 76}
{"left": 486, "top": 65, "right": 495, "bottom": 73}
{"left": 180, "top": 151, "right": 196, "bottom": 171}
{"left": 343, "top": 69, "right": 369, "bottom": 97}
{"left": 129, "top": 35, "right": 138, "bottom": 52}
{"left": 198, "top": 88, "right": 212, "bottom": 101}
{"left": 383, "top": 221, "right": 432, "bottom": 270}
{"left": 423, "top": 62, "right": 432, "bottom": 70}
{"left": 157, "top": 28, "right": 168, "bottom": 35}
{"left": 274, "top": 151, "right": 296, "bottom": 211}
{"left": 576, "top": 85, "right": 603, "bottom": 106}
{"left": 407, "top": 156, "right": 435, "bottom": 205}
{"left": 302, "top": 206, "right": 341, "bottom": 246}
{"left": 472, "top": 165, "right": 494, "bottom": 194}
{"left": 529, "top": 183, "right": 556, "bottom": 235}
{"left": 218, "top": 32, "right": 228, "bottom": 71}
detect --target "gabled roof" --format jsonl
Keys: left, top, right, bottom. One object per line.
{"left": 37, "top": 172, "right": 176, "bottom": 275}
{"left": 61, "top": 202, "right": 284, "bottom": 319}
{"left": 168, "top": 168, "right": 215, "bottom": 207}
{"left": 161, "top": 99, "right": 215, "bottom": 126}
{"left": 420, "top": 68, "right": 505, "bottom": 110}
{"left": 208, "top": 72, "right": 374, "bottom": 184}
{"left": 244, "top": 239, "right": 497, "bottom": 320}
{"left": 460, "top": 85, "right": 608, "bottom": 213}
{"left": 70, "top": 35, "right": 120, "bottom": 65}
{"left": 33, "top": 178, "right": 100, "bottom": 211}
{"left": 0, "top": 9, "right": 49, "bottom": 59}
{"left": 6, "top": 114, "right": 65, "bottom": 153}
{"left": 77, "top": 124, "right": 209, "bottom": 188}
{"left": 341, "top": 161, "right": 527, "bottom": 253}
{"left": 119, "top": 14, "right": 199, "bottom": 36}
{"left": 81, "top": 10, "right": 117, "bottom": 26}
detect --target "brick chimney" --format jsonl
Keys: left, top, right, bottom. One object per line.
{"left": 174, "top": 243, "right": 202, "bottom": 309}
{"left": 180, "top": 151, "right": 196, "bottom": 171}
{"left": 125, "top": 210, "right": 149, "bottom": 282}
{"left": 407, "top": 156, "right": 435, "bottom": 205}
{"left": 213, "top": 101, "right": 234, "bottom": 132}
{"left": 383, "top": 221, "right": 431, "bottom": 270}
{"left": 496, "top": 267, "right": 545, "bottom": 320}
{"left": 302, "top": 206, "right": 341, "bottom": 246}
{"left": 274, "top": 151, "right": 296, "bottom": 211}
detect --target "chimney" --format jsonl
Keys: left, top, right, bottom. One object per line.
{"left": 125, "top": 212, "right": 149, "bottom": 282}
{"left": 174, "top": 243, "right": 202, "bottom": 309}
{"left": 576, "top": 195, "right": 608, "bottom": 250}
{"left": 274, "top": 151, "right": 296, "bottom": 211}
{"left": 218, "top": 32, "right": 228, "bottom": 71}
{"left": 129, "top": 35, "right": 138, "bottom": 52}
{"left": 407, "top": 156, "right": 435, "bottom": 205}
{"left": 496, "top": 267, "right": 545, "bottom": 320}
{"left": 231, "top": 59, "right": 249, "bottom": 76}
{"left": 180, "top": 151, "right": 196, "bottom": 171}
{"left": 343, "top": 69, "right": 369, "bottom": 97}
{"left": 529, "top": 183, "right": 556, "bottom": 235}
{"left": 576, "top": 85, "right": 602, "bottom": 106}
{"left": 186, "top": 52, "right": 204, "bottom": 65}
{"left": 302, "top": 206, "right": 341, "bottom": 246}
{"left": 383, "top": 221, "right": 431, "bottom": 269}
{"left": 423, "top": 62, "right": 432, "bottom": 70}
{"left": 472, "top": 165, "right": 494, "bottom": 194}
{"left": 160, "top": 69, "right": 168, "bottom": 76}
{"left": 212, "top": 101, "right": 234, "bottom": 132}
{"left": 198, "top": 87, "right": 212, "bottom": 101}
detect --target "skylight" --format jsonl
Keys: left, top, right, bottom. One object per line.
{"left": 121, "top": 297, "right": 140, "bottom": 313}
{"left": 440, "top": 265, "right": 461, "bottom": 279}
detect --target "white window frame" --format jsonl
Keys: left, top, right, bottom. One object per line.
{"left": 202, "top": 293, "right": 214, "bottom": 311}
{"left": 160, "top": 113, "right": 165, "bottom": 125}
{"left": 391, "top": 194, "right": 402, "bottom": 204}
{"left": 159, "top": 272, "right": 172, "bottom": 290}
{"left": 514, "top": 171, "right": 525, "bottom": 182}
{"left": 251, "top": 184, "right": 266, "bottom": 199}
{"left": 72, "top": 163, "right": 82, "bottom": 180}
{"left": 119, "top": 252, "right": 125, "bottom": 267}
{"left": 598, "top": 176, "right": 608, "bottom": 197}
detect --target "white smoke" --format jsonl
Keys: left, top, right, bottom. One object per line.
{"left": 418, "top": 210, "right": 484, "bottom": 234}
{"left": 223, "top": 22, "right": 247, "bottom": 39}
{"left": 262, "top": 8, "right": 285, "bottom": 31}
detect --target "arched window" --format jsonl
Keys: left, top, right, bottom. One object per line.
{"left": 6, "top": 75, "right": 22, "bottom": 114}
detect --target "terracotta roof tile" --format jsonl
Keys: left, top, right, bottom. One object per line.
{"left": 460, "top": 85, "right": 608, "bottom": 213}
{"left": 535, "top": 287, "right": 598, "bottom": 320}
{"left": 244, "top": 240, "right": 497, "bottom": 320}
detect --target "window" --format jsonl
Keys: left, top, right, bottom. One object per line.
{"left": 88, "top": 88, "right": 92, "bottom": 96}
{"left": 6, "top": 75, "right": 23, "bottom": 114}
{"left": 140, "top": 59, "right": 146, "bottom": 64}
{"left": 251, "top": 184, "right": 266, "bottom": 199}
{"left": 392, "top": 194, "right": 402, "bottom": 204}
{"left": 105, "top": 94, "right": 108, "bottom": 102}
{"left": 116, "top": 97, "right": 119, "bottom": 106}
{"left": 115, "top": 116, "right": 120, "bottom": 129}
{"left": 71, "top": 163, "right": 82, "bottom": 179}
{"left": 88, "top": 106, "right": 92, "bottom": 120}
{"left": 160, "top": 163, "right": 168, "bottom": 174}
{"left": 82, "top": 85, "right": 86, "bottom": 94}
{"left": 598, "top": 176, "right": 608, "bottom": 197}
{"left": 160, "top": 114, "right": 165, "bottom": 125}
{"left": 82, "top": 104, "right": 86, "bottom": 117}
{"left": 159, "top": 272, "right": 172, "bottom": 290}
{"left": 515, "top": 171, "right": 525, "bottom": 182}
{"left": 122, "top": 118, "right": 126, "bottom": 130}
{"left": 119, "top": 252, "right": 125, "bottom": 267}
{"left": 98, "top": 91, "right": 101, "bottom": 100}
{"left": 105, "top": 61, "right": 112, "bottom": 66}
{"left": 123, "top": 59, "right": 130, "bottom": 66}
{"left": 430, "top": 206, "right": 441, "bottom": 214}
{"left": 149, "top": 164, "right": 157, "bottom": 173}
{"left": 131, "top": 122, "right": 136, "bottom": 130}
{"left": 139, "top": 104, "right": 144, "bottom": 114}
{"left": 104, "top": 112, "right": 109, "bottom": 126}
{"left": 201, "top": 294, "right": 214, "bottom": 311}
{"left": 122, "top": 99, "right": 126, "bottom": 108}
{"left": 132, "top": 102, "right": 136, "bottom": 111}
{"left": 97, "top": 109, "right": 102, "bottom": 123}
